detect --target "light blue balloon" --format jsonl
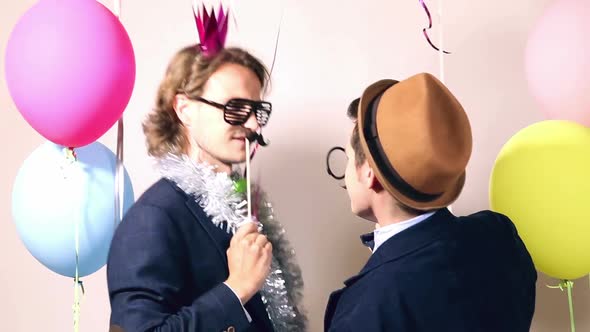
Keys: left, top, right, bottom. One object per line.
{"left": 12, "top": 141, "right": 134, "bottom": 278}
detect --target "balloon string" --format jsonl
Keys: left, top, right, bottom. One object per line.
{"left": 112, "top": 0, "right": 125, "bottom": 228}
{"left": 567, "top": 281, "right": 576, "bottom": 332}
{"left": 66, "top": 147, "right": 77, "bottom": 162}
{"left": 64, "top": 146, "right": 81, "bottom": 331}
{"left": 268, "top": 0, "right": 285, "bottom": 79}
{"left": 115, "top": 117, "right": 125, "bottom": 226}
{"left": 73, "top": 207, "right": 81, "bottom": 331}
{"left": 547, "top": 280, "right": 576, "bottom": 332}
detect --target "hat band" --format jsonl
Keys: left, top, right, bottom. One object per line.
{"left": 363, "top": 92, "right": 443, "bottom": 203}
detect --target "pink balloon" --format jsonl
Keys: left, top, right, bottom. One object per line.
{"left": 525, "top": 0, "right": 590, "bottom": 127}
{"left": 5, "top": 0, "right": 136, "bottom": 147}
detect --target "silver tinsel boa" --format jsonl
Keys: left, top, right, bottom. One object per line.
{"left": 156, "top": 154, "right": 307, "bottom": 331}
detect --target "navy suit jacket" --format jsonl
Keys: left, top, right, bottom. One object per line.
{"left": 107, "top": 179, "right": 274, "bottom": 332}
{"left": 325, "top": 209, "right": 537, "bottom": 332}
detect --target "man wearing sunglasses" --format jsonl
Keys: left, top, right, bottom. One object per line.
{"left": 324, "top": 73, "right": 536, "bottom": 331}
{"left": 107, "top": 44, "right": 306, "bottom": 332}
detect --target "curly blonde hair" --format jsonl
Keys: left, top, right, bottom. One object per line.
{"left": 143, "top": 45, "right": 269, "bottom": 157}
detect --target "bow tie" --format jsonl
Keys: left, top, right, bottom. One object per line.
{"left": 360, "top": 232, "right": 375, "bottom": 251}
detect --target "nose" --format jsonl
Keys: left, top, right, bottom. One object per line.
{"left": 243, "top": 111, "right": 260, "bottom": 131}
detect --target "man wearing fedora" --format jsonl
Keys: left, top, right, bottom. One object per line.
{"left": 324, "top": 73, "right": 537, "bottom": 331}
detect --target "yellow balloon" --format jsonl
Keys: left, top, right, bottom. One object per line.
{"left": 490, "top": 120, "right": 590, "bottom": 280}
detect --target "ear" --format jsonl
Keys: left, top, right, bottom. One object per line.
{"left": 173, "top": 94, "right": 193, "bottom": 126}
{"left": 364, "top": 165, "right": 384, "bottom": 192}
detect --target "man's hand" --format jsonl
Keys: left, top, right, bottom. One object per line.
{"left": 225, "top": 222, "right": 272, "bottom": 303}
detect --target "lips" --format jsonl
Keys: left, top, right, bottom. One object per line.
{"left": 233, "top": 132, "right": 256, "bottom": 142}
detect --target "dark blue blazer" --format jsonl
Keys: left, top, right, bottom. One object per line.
{"left": 324, "top": 209, "right": 537, "bottom": 332}
{"left": 107, "top": 179, "right": 274, "bottom": 332}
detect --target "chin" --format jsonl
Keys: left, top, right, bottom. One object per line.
{"left": 222, "top": 156, "right": 246, "bottom": 167}
{"left": 232, "top": 150, "right": 247, "bottom": 163}
{"left": 216, "top": 146, "right": 247, "bottom": 164}
{"left": 350, "top": 202, "right": 362, "bottom": 216}
{"left": 351, "top": 204, "right": 375, "bottom": 221}
{"left": 357, "top": 211, "right": 376, "bottom": 221}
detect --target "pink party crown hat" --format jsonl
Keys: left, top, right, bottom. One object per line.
{"left": 193, "top": 3, "right": 229, "bottom": 57}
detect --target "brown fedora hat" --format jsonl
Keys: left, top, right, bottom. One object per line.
{"left": 357, "top": 73, "right": 472, "bottom": 210}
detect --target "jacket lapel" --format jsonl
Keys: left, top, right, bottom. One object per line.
{"left": 184, "top": 193, "right": 232, "bottom": 265}
{"left": 326, "top": 210, "right": 454, "bottom": 330}
{"left": 343, "top": 208, "right": 455, "bottom": 288}
{"left": 185, "top": 197, "right": 275, "bottom": 331}
{"left": 324, "top": 288, "right": 345, "bottom": 331}
{"left": 166, "top": 180, "right": 275, "bottom": 330}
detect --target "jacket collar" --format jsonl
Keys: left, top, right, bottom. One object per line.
{"left": 344, "top": 208, "right": 455, "bottom": 287}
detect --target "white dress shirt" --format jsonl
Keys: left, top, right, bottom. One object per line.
{"left": 372, "top": 211, "right": 436, "bottom": 253}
